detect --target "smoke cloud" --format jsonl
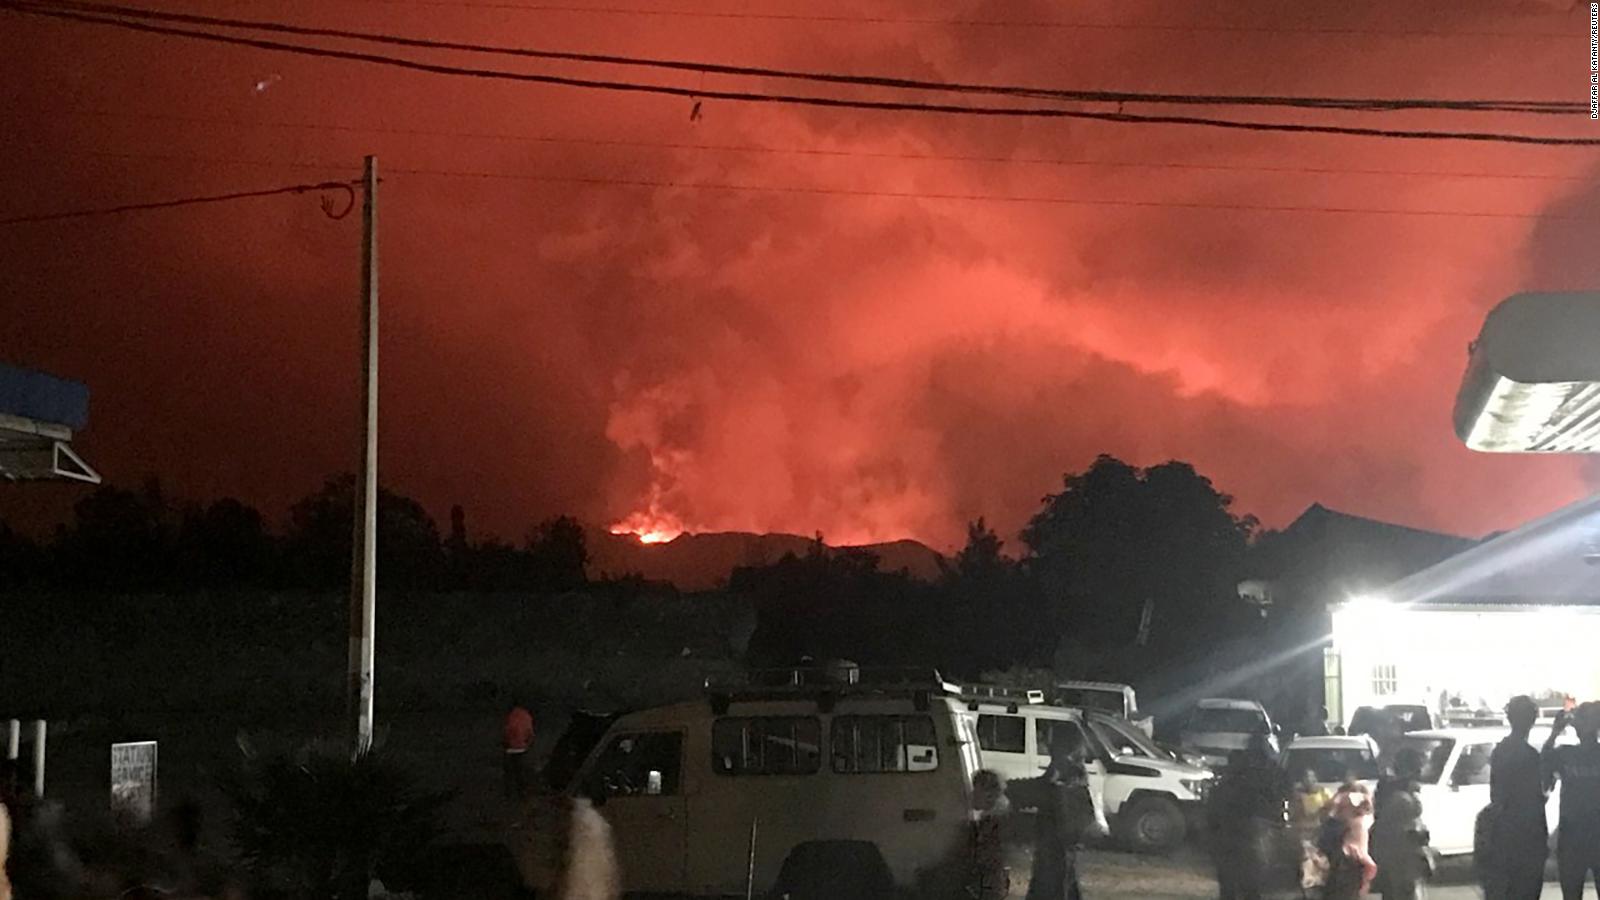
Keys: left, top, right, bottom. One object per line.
{"left": 3, "top": 0, "right": 1596, "bottom": 549}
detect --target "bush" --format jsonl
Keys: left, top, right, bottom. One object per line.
{"left": 220, "top": 736, "right": 449, "bottom": 900}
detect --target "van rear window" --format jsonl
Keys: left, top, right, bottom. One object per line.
{"left": 713, "top": 717, "right": 822, "bottom": 775}
{"left": 830, "top": 715, "right": 939, "bottom": 773}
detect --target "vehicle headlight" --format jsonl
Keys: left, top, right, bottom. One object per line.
{"left": 1180, "top": 778, "right": 1210, "bottom": 798}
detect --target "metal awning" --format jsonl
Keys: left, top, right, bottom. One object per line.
{"left": 1455, "top": 292, "right": 1600, "bottom": 452}
{"left": 0, "top": 363, "right": 100, "bottom": 484}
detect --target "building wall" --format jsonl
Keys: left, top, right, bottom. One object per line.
{"left": 1327, "top": 604, "right": 1600, "bottom": 727}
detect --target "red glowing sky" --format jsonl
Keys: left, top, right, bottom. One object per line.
{"left": 4, "top": 0, "right": 1599, "bottom": 551}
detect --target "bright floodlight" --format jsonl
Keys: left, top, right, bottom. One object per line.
{"left": 1455, "top": 292, "right": 1600, "bottom": 452}
{"left": 1343, "top": 594, "right": 1390, "bottom": 617}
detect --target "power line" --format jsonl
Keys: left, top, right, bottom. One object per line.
{"left": 8, "top": 3, "right": 1600, "bottom": 146}
{"left": 13, "top": 0, "right": 1581, "bottom": 115}
{"left": 49, "top": 105, "right": 1594, "bottom": 183}
{"left": 0, "top": 178, "right": 361, "bottom": 225}
{"left": 278, "top": 0, "right": 1584, "bottom": 41}
{"left": 66, "top": 149, "right": 1600, "bottom": 222}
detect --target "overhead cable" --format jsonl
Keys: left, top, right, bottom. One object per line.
{"left": 6, "top": 3, "right": 1600, "bottom": 145}
{"left": 0, "top": 178, "right": 362, "bottom": 225}
{"left": 12, "top": 0, "right": 1583, "bottom": 114}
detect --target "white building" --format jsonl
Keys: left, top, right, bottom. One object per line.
{"left": 1326, "top": 493, "right": 1600, "bottom": 728}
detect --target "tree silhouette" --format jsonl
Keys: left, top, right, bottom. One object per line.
{"left": 1022, "top": 455, "right": 1256, "bottom": 662}
{"left": 175, "top": 497, "right": 275, "bottom": 586}
{"left": 284, "top": 475, "right": 444, "bottom": 590}
{"left": 525, "top": 515, "right": 588, "bottom": 591}
{"left": 0, "top": 521, "right": 43, "bottom": 590}
{"left": 953, "top": 517, "right": 1006, "bottom": 581}
{"left": 54, "top": 477, "right": 178, "bottom": 589}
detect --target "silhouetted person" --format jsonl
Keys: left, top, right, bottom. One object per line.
{"left": 1207, "top": 736, "right": 1280, "bottom": 900}
{"left": 504, "top": 699, "right": 535, "bottom": 800}
{"left": 1323, "top": 774, "right": 1376, "bottom": 900}
{"left": 1026, "top": 727, "right": 1095, "bottom": 900}
{"left": 1484, "top": 695, "right": 1548, "bottom": 900}
{"left": 1544, "top": 701, "right": 1600, "bottom": 900}
{"left": 963, "top": 769, "right": 1010, "bottom": 900}
{"left": 1372, "top": 747, "right": 1430, "bottom": 899}
{"left": 1303, "top": 706, "right": 1331, "bottom": 738}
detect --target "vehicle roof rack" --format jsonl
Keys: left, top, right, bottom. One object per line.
{"left": 703, "top": 665, "right": 961, "bottom": 706}
{"left": 958, "top": 684, "right": 1045, "bottom": 704}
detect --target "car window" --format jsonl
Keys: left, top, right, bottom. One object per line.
{"left": 713, "top": 716, "right": 821, "bottom": 775}
{"left": 1285, "top": 747, "right": 1379, "bottom": 783}
{"left": 830, "top": 715, "right": 939, "bottom": 773}
{"left": 584, "top": 731, "right": 683, "bottom": 798}
{"left": 1399, "top": 736, "right": 1454, "bottom": 785}
{"left": 1452, "top": 743, "right": 1493, "bottom": 786}
{"left": 1088, "top": 717, "right": 1156, "bottom": 759}
{"left": 1036, "top": 718, "right": 1103, "bottom": 761}
{"left": 975, "top": 714, "right": 1027, "bottom": 753}
{"left": 1188, "top": 708, "right": 1267, "bottom": 733}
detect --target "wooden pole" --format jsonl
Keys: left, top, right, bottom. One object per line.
{"left": 347, "top": 155, "right": 379, "bottom": 757}
{"left": 744, "top": 816, "right": 758, "bottom": 900}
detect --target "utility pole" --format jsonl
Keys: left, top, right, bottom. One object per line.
{"left": 348, "top": 155, "right": 379, "bottom": 757}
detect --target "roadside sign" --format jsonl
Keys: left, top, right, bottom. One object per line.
{"left": 110, "top": 741, "right": 158, "bottom": 823}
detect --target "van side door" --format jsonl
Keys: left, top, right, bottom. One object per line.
{"left": 1035, "top": 718, "right": 1108, "bottom": 815}
{"left": 582, "top": 730, "right": 688, "bottom": 893}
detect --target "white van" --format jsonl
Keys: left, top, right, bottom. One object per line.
{"left": 514, "top": 667, "right": 980, "bottom": 897}
{"left": 962, "top": 691, "right": 1211, "bottom": 853}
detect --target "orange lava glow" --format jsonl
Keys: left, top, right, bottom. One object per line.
{"left": 608, "top": 511, "right": 686, "bottom": 545}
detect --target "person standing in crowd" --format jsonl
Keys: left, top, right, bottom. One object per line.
{"left": 1372, "top": 748, "right": 1430, "bottom": 900}
{"left": 1208, "top": 736, "right": 1281, "bottom": 900}
{"left": 503, "top": 698, "right": 536, "bottom": 800}
{"left": 1303, "top": 707, "right": 1331, "bottom": 739}
{"left": 963, "top": 769, "right": 1010, "bottom": 900}
{"left": 1291, "top": 768, "right": 1333, "bottom": 895}
{"left": 1026, "top": 727, "right": 1097, "bottom": 900}
{"left": 1544, "top": 701, "right": 1600, "bottom": 900}
{"left": 1484, "top": 695, "right": 1548, "bottom": 900}
{"left": 1322, "top": 774, "right": 1376, "bottom": 900}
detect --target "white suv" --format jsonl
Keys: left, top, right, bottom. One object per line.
{"left": 963, "top": 696, "right": 1211, "bottom": 853}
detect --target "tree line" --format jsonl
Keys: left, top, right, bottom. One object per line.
{"left": 741, "top": 454, "right": 1264, "bottom": 684}
{"left": 0, "top": 473, "right": 589, "bottom": 593}
{"left": 1, "top": 454, "right": 1280, "bottom": 689}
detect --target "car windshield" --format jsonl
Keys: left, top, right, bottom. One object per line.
{"left": 1189, "top": 708, "right": 1267, "bottom": 734}
{"left": 1400, "top": 737, "right": 1456, "bottom": 785}
{"left": 1285, "top": 746, "right": 1379, "bottom": 783}
{"left": 1088, "top": 716, "right": 1161, "bottom": 759}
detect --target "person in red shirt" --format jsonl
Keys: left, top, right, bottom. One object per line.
{"left": 504, "top": 701, "right": 535, "bottom": 800}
